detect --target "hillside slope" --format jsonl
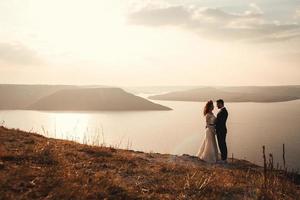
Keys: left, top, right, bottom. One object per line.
{"left": 0, "top": 127, "right": 299, "bottom": 199}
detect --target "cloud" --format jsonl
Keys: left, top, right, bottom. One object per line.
{"left": 296, "top": 9, "right": 300, "bottom": 18}
{"left": 248, "top": 3, "right": 263, "bottom": 16}
{"left": 0, "top": 42, "right": 43, "bottom": 66}
{"left": 128, "top": 5, "right": 190, "bottom": 26}
{"left": 127, "top": 3, "right": 300, "bottom": 43}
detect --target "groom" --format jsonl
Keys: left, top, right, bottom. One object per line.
{"left": 215, "top": 99, "right": 228, "bottom": 163}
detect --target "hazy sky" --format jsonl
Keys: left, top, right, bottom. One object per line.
{"left": 0, "top": 0, "right": 299, "bottom": 86}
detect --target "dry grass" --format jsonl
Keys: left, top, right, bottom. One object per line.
{"left": 0, "top": 126, "right": 299, "bottom": 200}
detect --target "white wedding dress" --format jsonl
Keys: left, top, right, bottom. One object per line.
{"left": 197, "top": 113, "right": 218, "bottom": 163}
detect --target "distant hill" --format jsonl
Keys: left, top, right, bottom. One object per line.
{"left": 0, "top": 84, "right": 76, "bottom": 109}
{"left": 28, "top": 88, "right": 171, "bottom": 111}
{"left": 219, "top": 86, "right": 300, "bottom": 98}
{"left": 149, "top": 86, "right": 300, "bottom": 102}
{"left": 0, "top": 84, "right": 171, "bottom": 111}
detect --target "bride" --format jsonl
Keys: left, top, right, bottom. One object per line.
{"left": 197, "top": 100, "right": 218, "bottom": 163}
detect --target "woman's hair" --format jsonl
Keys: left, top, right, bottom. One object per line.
{"left": 203, "top": 100, "right": 214, "bottom": 116}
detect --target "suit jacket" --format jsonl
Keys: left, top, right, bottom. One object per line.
{"left": 216, "top": 107, "right": 228, "bottom": 134}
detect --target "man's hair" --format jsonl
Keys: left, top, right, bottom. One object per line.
{"left": 216, "top": 99, "right": 224, "bottom": 105}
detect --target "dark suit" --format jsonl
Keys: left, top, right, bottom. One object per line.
{"left": 216, "top": 107, "right": 228, "bottom": 161}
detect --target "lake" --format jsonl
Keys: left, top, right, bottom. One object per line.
{"left": 1, "top": 98, "right": 300, "bottom": 170}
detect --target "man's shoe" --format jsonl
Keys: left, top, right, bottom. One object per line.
{"left": 218, "top": 160, "right": 227, "bottom": 164}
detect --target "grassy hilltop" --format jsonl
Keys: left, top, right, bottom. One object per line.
{"left": 0, "top": 127, "right": 299, "bottom": 199}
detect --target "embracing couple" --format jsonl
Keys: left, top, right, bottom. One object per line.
{"left": 197, "top": 99, "right": 228, "bottom": 164}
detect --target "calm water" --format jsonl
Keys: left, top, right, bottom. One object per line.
{"left": 1, "top": 99, "right": 300, "bottom": 170}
